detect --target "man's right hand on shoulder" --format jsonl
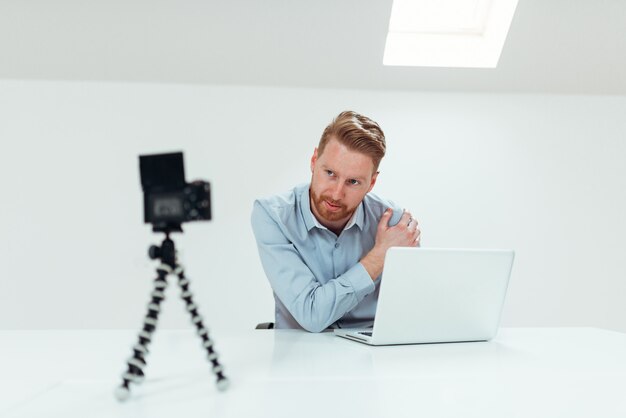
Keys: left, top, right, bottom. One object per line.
{"left": 360, "top": 209, "right": 421, "bottom": 281}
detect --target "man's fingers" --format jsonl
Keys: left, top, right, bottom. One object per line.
{"left": 377, "top": 208, "right": 393, "bottom": 231}
{"left": 398, "top": 210, "right": 412, "bottom": 227}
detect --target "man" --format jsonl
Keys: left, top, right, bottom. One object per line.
{"left": 251, "top": 111, "right": 421, "bottom": 332}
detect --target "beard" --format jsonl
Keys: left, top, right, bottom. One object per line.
{"left": 310, "top": 189, "right": 356, "bottom": 223}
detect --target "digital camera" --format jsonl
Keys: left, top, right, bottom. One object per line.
{"left": 139, "top": 152, "right": 211, "bottom": 232}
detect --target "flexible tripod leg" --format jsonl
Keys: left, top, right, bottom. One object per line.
{"left": 114, "top": 265, "right": 170, "bottom": 401}
{"left": 173, "top": 264, "right": 230, "bottom": 391}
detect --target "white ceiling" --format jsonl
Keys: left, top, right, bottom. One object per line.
{"left": 1, "top": 0, "right": 625, "bottom": 95}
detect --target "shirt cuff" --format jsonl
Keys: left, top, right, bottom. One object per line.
{"left": 343, "top": 262, "right": 376, "bottom": 302}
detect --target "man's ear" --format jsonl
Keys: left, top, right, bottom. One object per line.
{"left": 310, "top": 148, "right": 318, "bottom": 172}
{"left": 368, "top": 171, "right": 379, "bottom": 193}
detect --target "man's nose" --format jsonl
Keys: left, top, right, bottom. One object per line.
{"left": 330, "top": 182, "right": 344, "bottom": 200}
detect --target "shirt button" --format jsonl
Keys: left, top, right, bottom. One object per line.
{"left": 334, "top": 243, "right": 339, "bottom": 248}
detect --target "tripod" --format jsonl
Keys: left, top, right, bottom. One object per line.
{"left": 114, "top": 232, "right": 229, "bottom": 401}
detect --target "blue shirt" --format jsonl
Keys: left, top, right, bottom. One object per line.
{"left": 251, "top": 183, "right": 402, "bottom": 332}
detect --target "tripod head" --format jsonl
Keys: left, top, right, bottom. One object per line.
{"left": 148, "top": 232, "right": 178, "bottom": 269}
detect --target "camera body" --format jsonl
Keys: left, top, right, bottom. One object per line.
{"left": 139, "top": 152, "right": 211, "bottom": 232}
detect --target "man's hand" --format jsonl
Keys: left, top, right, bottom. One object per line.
{"left": 360, "top": 209, "right": 421, "bottom": 281}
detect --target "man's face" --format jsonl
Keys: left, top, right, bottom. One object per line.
{"left": 310, "top": 138, "right": 378, "bottom": 230}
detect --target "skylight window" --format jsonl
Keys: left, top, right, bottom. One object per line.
{"left": 383, "top": 0, "right": 519, "bottom": 68}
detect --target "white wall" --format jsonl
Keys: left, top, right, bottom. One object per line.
{"left": 1, "top": 80, "right": 625, "bottom": 333}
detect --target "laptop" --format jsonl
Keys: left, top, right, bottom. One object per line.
{"left": 334, "top": 247, "right": 514, "bottom": 345}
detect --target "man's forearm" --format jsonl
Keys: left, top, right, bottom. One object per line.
{"left": 360, "top": 246, "right": 386, "bottom": 281}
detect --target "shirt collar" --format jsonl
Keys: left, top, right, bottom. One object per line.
{"left": 300, "top": 186, "right": 318, "bottom": 232}
{"left": 300, "top": 184, "right": 364, "bottom": 232}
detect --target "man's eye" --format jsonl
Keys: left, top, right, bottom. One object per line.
{"left": 326, "top": 170, "right": 335, "bottom": 177}
{"left": 348, "top": 179, "right": 360, "bottom": 186}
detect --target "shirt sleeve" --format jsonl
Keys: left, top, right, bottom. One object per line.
{"left": 251, "top": 200, "right": 375, "bottom": 333}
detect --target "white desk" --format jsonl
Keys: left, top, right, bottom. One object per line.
{"left": 1, "top": 328, "right": 625, "bottom": 418}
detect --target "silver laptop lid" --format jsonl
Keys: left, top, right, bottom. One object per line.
{"left": 371, "top": 248, "right": 514, "bottom": 345}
